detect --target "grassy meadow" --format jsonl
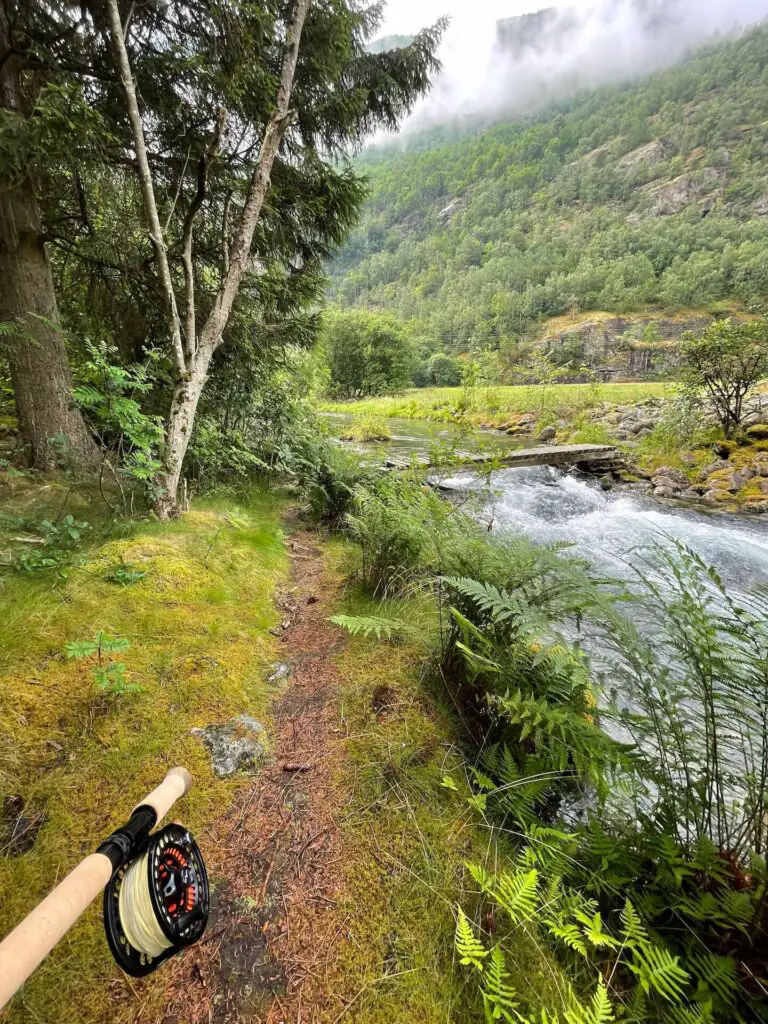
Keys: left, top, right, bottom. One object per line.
{"left": 319, "top": 382, "right": 672, "bottom": 429}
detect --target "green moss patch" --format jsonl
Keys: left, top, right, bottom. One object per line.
{"left": 0, "top": 486, "right": 287, "bottom": 1023}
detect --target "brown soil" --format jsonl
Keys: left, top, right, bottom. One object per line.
{"left": 132, "top": 524, "right": 352, "bottom": 1024}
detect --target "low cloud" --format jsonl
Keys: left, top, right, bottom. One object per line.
{"left": 392, "top": 0, "right": 768, "bottom": 133}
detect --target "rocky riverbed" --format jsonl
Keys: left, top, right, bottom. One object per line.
{"left": 494, "top": 390, "right": 768, "bottom": 514}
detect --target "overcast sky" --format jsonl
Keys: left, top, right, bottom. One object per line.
{"left": 375, "top": 0, "right": 768, "bottom": 133}
{"left": 379, "top": 0, "right": 524, "bottom": 35}
{"left": 378, "top": 0, "right": 768, "bottom": 36}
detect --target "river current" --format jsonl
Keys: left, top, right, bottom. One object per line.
{"left": 443, "top": 464, "right": 768, "bottom": 597}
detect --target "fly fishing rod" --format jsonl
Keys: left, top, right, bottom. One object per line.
{"left": 0, "top": 767, "right": 209, "bottom": 1010}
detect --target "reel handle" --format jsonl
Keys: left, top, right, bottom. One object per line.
{"left": 0, "top": 767, "right": 193, "bottom": 1011}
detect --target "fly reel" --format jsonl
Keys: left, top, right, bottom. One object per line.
{"left": 0, "top": 768, "right": 206, "bottom": 1010}
{"left": 104, "top": 823, "right": 209, "bottom": 976}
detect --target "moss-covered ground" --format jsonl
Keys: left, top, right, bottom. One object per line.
{"left": 309, "top": 540, "right": 567, "bottom": 1023}
{"left": 0, "top": 480, "right": 287, "bottom": 1023}
{"left": 0, "top": 479, "right": 565, "bottom": 1023}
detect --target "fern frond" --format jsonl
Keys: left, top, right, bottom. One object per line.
{"left": 330, "top": 614, "right": 412, "bottom": 641}
{"left": 494, "top": 868, "right": 539, "bottom": 925}
{"left": 455, "top": 906, "right": 488, "bottom": 971}
{"left": 574, "top": 910, "right": 619, "bottom": 950}
{"left": 562, "top": 980, "right": 615, "bottom": 1024}
{"left": 481, "top": 946, "right": 519, "bottom": 1022}
{"left": 628, "top": 940, "right": 690, "bottom": 1003}
{"left": 545, "top": 920, "right": 588, "bottom": 957}
{"left": 686, "top": 949, "right": 739, "bottom": 1002}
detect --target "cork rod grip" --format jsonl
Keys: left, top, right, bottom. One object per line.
{"left": 0, "top": 853, "right": 113, "bottom": 1009}
{"left": 135, "top": 766, "right": 193, "bottom": 822}
{"left": 0, "top": 768, "right": 193, "bottom": 1011}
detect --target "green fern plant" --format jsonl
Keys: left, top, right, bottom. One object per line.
{"left": 455, "top": 906, "right": 488, "bottom": 970}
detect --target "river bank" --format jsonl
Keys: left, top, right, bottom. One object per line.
{"left": 322, "top": 383, "right": 768, "bottom": 514}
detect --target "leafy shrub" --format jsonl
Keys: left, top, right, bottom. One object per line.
{"left": 298, "top": 440, "right": 373, "bottom": 526}
{"left": 13, "top": 514, "right": 90, "bottom": 574}
{"left": 73, "top": 342, "right": 164, "bottom": 497}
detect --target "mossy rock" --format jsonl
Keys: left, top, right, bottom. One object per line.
{"left": 745, "top": 423, "right": 768, "bottom": 440}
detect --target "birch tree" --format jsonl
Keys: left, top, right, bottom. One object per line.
{"left": 102, "top": 0, "right": 444, "bottom": 515}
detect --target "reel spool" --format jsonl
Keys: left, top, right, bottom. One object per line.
{"left": 104, "top": 823, "right": 209, "bottom": 976}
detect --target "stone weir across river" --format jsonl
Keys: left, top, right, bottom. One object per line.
{"left": 384, "top": 442, "right": 623, "bottom": 475}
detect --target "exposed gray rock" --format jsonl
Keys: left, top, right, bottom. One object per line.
{"left": 599, "top": 473, "right": 614, "bottom": 491}
{"left": 733, "top": 469, "right": 755, "bottom": 489}
{"left": 266, "top": 662, "right": 291, "bottom": 684}
{"left": 697, "top": 460, "right": 731, "bottom": 481}
{"left": 653, "top": 486, "right": 678, "bottom": 499}
{"left": 680, "top": 488, "right": 704, "bottom": 501}
{"left": 617, "top": 138, "right": 671, "bottom": 171}
{"left": 192, "top": 715, "right": 267, "bottom": 778}
{"left": 703, "top": 488, "right": 733, "bottom": 504}
{"left": 537, "top": 426, "right": 556, "bottom": 442}
{"left": 653, "top": 466, "right": 688, "bottom": 488}
{"left": 644, "top": 167, "right": 723, "bottom": 217}
{"left": 436, "top": 197, "right": 466, "bottom": 224}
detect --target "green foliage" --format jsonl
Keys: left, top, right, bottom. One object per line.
{"left": 102, "top": 563, "right": 147, "bottom": 586}
{"left": 481, "top": 946, "right": 519, "bottom": 1022}
{"left": 339, "top": 415, "right": 392, "bottom": 442}
{"left": 679, "top": 317, "right": 768, "bottom": 437}
{"left": 330, "top": 24, "right": 768, "bottom": 353}
{"left": 425, "top": 353, "right": 464, "bottom": 387}
{"left": 64, "top": 633, "right": 140, "bottom": 697}
{"left": 12, "top": 514, "right": 91, "bottom": 574}
{"left": 455, "top": 906, "right": 489, "bottom": 970}
{"left": 73, "top": 342, "right": 164, "bottom": 496}
{"left": 460, "top": 855, "right": 701, "bottom": 1023}
{"left": 329, "top": 614, "right": 413, "bottom": 641}
{"left": 323, "top": 309, "right": 415, "bottom": 398}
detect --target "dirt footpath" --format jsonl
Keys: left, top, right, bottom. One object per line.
{"left": 144, "top": 526, "right": 352, "bottom": 1024}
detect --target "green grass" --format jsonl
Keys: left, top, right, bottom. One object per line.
{"left": 0, "top": 481, "right": 288, "bottom": 1024}
{"left": 318, "top": 538, "right": 568, "bottom": 1023}
{"left": 319, "top": 383, "right": 671, "bottom": 428}
{"left": 339, "top": 414, "right": 393, "bottom": 442}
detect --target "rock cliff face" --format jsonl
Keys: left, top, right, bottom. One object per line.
{"left": 538, "top": 314, "right": 710, "bottom": 379}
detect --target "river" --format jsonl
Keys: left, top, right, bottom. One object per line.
{"left": 327, "top": 413, "right": 768, "bottom": 597}
{"left": 444, "top": 464, "right": 768, "bottom": 597}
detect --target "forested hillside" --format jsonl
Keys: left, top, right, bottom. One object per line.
{"left": 329, "top": 22, "right": 768, "bottom": 355}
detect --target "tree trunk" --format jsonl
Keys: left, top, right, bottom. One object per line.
{"left": 0, "top": 182, "right": 99, "bottom": 469}
{"left": 0, "top": 2, "right": 98, "bottom": 470}
{"left": 154, "top": 350, "right": 213, "bottom": 518}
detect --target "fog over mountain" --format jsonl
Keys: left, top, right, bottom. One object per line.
{"left": 384, "top": 0, "right": 768, "bottom": 133}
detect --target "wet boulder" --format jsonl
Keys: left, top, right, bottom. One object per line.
{"left": 652, "top": 466, "right": 688, "bottom": 489}
{"left": 697, "top": 460, "right": 731, "bottom": 482}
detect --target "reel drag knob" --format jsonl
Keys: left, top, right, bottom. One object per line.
{"left": 104, "top": 823, "right": 209, "bottom": 976}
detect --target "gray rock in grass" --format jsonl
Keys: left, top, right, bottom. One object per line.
{"left": 192, "top": 715, "right": 267, "bottom": 777}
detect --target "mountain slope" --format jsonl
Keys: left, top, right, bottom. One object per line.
{"left": 328, "top": 23, "right": 768, "bottom": 356}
